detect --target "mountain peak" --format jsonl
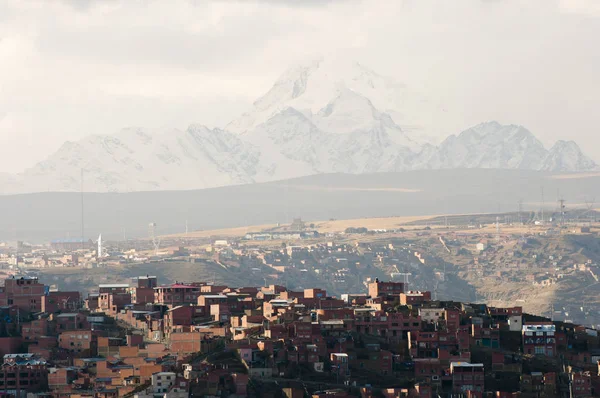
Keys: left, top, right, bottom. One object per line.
{"left": 226, "top": 57, "right": 445, "bottom": 139}
{"left": 2, "top": 61, "right": 597, "bottom": 195}
{"left": 542, "top": 140, "right": 598, "bottom": 172}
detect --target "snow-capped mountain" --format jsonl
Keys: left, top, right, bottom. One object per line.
{"left": 227, "top": 57, "right": 449, "bottom": 144}
{"left": 416, "top": 122, "right": 549, "bottom": 170}
{"left": 541, "top": 140, "right": 598, "bottom": 172}
{"left": 4, "top": 126, "right": 261, "bottom": 193}
{"left": 0, "top": 59, "right": 597, "bottom": 194}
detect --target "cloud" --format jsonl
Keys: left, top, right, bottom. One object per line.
{"left": 559, "top": 0, "right": 600, "bottom": 16}
{"left": 0, "top": 0, "right": 599, "bottom": 173}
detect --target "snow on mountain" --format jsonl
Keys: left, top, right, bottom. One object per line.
{"left": 313, "top": 87, "right": 423, "bottom": 152}
{"left": 420, "top": 122, "right": 550, "bottom": 170}
{"left": 227, "top": 57, "right": 447, "bottom": 146}
{"left": 1, "top": 58, "right": 598, "bottom": 194}
{"left": 541, "top": 140, "right": 599, "bottom": 172}
{"left": 246, "top": 98, "right": 416, "bottom": 177}
{"left": 11, "top": 126, "right": 261, "bottom": 193}
{"left": 248, "top": 107, "right": 330, "bottom": 180}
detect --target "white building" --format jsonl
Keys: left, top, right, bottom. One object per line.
{"left": 508, "top": 315, "right": 523, "bottom": 332}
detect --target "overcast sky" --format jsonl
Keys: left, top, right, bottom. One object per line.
{"left": 1, "top": 0, "right": 599, "bottom": 173}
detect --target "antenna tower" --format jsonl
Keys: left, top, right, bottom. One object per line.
{"left": 517, "top": 199, "right": 523, "bottom": 225}
{"left": 559, "top": 198, "right": 566, "bottom": 227}
{"left": 97, "top": 234, "right": 102, "bottom": 259}
{"left": 81, "top": 169, "right": 85, "bottom": 250}
{"left": 541, "top": 187, "right": 545, "bottom": 224}
{"left": 584, "top": 197, "right": 596, "bottom": 223}
{"left": 149, "top": 223, "right": 160, "bottom": 255}
{"left": 495, "top": 216, "right": 500, "bottom": 242}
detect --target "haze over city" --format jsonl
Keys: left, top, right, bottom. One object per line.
{"left": 2, "top": 2, "right": 600, "bottom": 397}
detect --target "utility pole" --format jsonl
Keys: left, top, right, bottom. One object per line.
{"left": 495, "top": 216, "right": 500, "bottom": 243}
{"left": 81, "top": 168, "right": 85, "bottom": 251}
{"left": 541, "top": 186, "right": 545, "bottom": 224}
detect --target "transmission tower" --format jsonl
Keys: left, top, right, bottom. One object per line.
{"left": 517, "top": 199, "right": 523, "bottom": 225}
{"left": 541, "top": 186, "right": 545, "bottom": 224}
{"left": 149, "top": 222, "right": 160, "bottom": 255}
{"left": 584, "top": 197, "right": 596, "bottom": 223}
{"left": 495, "top": 216, "right": 500, "bottom": 242}
{"left": 559, "top": 199, "right": 566, "bottom": 227}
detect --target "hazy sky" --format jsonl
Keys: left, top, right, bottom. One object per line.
{"left": 1, "top": 0, "right": 599, "bottom": 173}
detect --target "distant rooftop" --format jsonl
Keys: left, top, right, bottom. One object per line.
{"left": 451, "top": 362, "right": 484, "bottom": 368}
{"left": 523, "top": 324, "right": 556, "bottom": 332}
{"left": 51, "top": 238, "right": 89, "bottom": 244}
{"left": 156, "top": 284, "right": 198, "bottom": 289}
{"left": 320, "top": 320, "right": 345, "bottom": 325}
{"left": 99, "top": 284, "right": 129, "bottom": 288}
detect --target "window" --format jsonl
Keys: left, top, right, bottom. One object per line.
{"left": 534, "top": 346, "right": 545, "bottom": 355}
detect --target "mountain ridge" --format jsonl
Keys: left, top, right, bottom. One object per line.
{"left": 1, "top": 59, "right": 597, "bottom": 194}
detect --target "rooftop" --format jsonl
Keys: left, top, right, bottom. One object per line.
{"left": 523, "top": 324, "right": 556, "bottom": 332}
{"left": 56, "top": 313, "right": 79, "bottom": 318}
{"left": 99, "top": 284, "right": 129, "bottom": 288}
{"left": 320, "top": 320, "right": 345, "bottom": 325}
{"left": 51, "top": 238, "right": 89, "bottom": 244}
{"left": 156, "top": 284, "right": 199, "bottom": 289}
{"left": 450, "top": 362, "right": 484, "bottom": 368}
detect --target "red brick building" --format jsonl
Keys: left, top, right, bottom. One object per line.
{"left": 571, "top": 372, "right": 592, "bottom": 397}
{"left": 0, "top": 276, "right": 45, "bottom": 313}
{"left": 450, "top": 362, "right": 484, "bottom": 396}
{"left": 522, "top": 324, "right": 556, "bottom": 356}
{"left": 132, "top": 275, "right": 158, "bottom": 289}
{"left": 0, "top": 353, "right": 48, "bottom": 395}
{"left": 155, "top": 283, "right": 202, "bottom": 306}
{"left": 400, "top": 291, "right": 432, "bottom": 306}
{"left": 58, "top": 330, "right": 98, "bottom": 356}
{"left": 368, "top": 279, "right": 404, "bottom": 298}
{"left": 41, "top": 291, "right": 81, "bottom": 314}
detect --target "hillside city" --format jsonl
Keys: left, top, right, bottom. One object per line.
{"left": 2, "top": 211, "right": 600, "bottom": 397}
{"left": 1, "top": 272, "right": 599, "bottom": 398}
{"left": 4, "top": 2, "right": 600, "bottom": 398}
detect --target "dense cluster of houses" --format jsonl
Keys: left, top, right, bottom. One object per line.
{"left": 2, "top": 275, "right": 600, "bottom": 397}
